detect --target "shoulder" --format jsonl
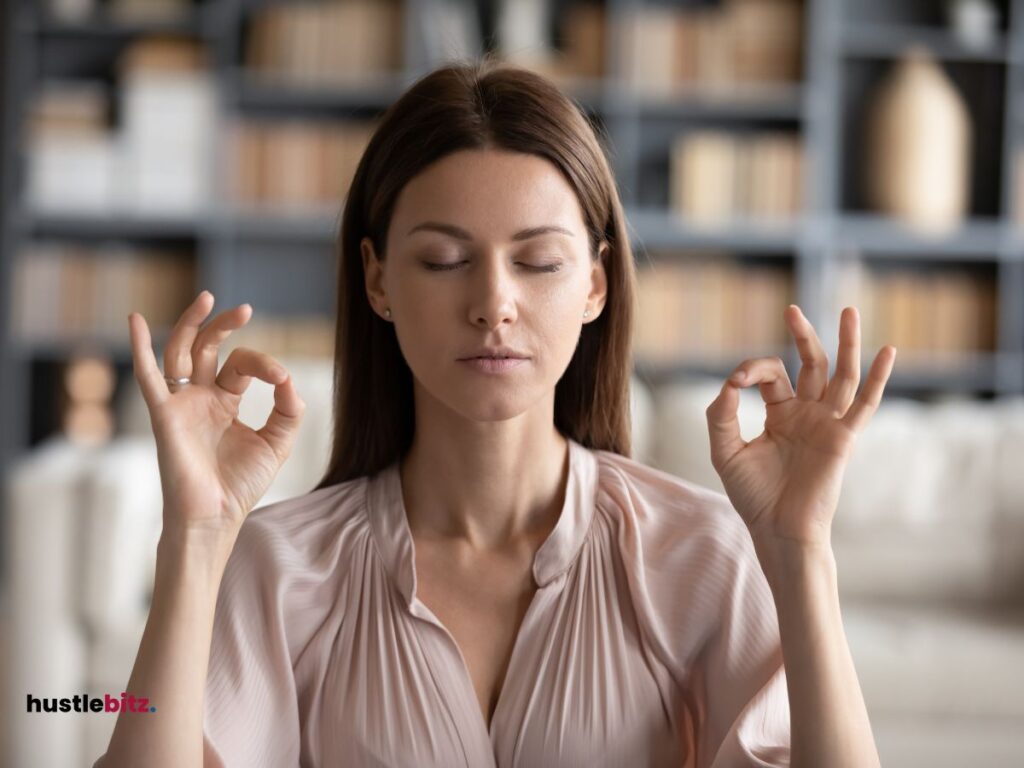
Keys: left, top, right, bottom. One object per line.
{"left": 225, "top": 475, "right": 371, "bottom": 582}
{"left": 588, "top": 450, "right": 778, "bottom": 686}
{"left": 591, "top": 447, "right": 750, "bottom": 559}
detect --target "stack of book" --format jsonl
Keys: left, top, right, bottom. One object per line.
{"left": 246, "top": 1, "right": 404, "bottom": 86}
{"left": 24, "top": 80, "right": 117, "bottom": 214}
{"left": 634, "top": 254, "right": 794, "bottom": 364}
{"left": 670, "top": 131, "right": 804, "bottom": 225}
{"left": 837, "top": 259, "right": 998, "bottom": 362}
{"left": 558, "top": 3, "right": 606, "bottom": 80}
{"left": 118, "top": 37, "right": 216, "bottom": 215}
{"left": 9, "top": 243, "right": 195, "bottom": 343}
{"left": 229, "top": 119, "right": 378, "bottom": 210}
{"left": 616, "top": 0, "right": 803, "bottom": 98}
{"left": 25, "top": 37, "right": 215, "bottom": 217}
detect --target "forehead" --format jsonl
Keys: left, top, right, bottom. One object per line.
{"left": 388, "top": 149, "right": 587, "bottom": 240}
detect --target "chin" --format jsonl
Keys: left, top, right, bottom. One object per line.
{"left": 450, "top": 394, "right": 533, "bottom": 423}
{"left": 429, "top": 378, "right": 540, "bottom": 422}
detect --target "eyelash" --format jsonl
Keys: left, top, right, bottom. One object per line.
{"left": 423, "top": 261, "right": 562, "bottom": 273}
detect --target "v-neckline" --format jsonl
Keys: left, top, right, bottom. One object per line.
{"left": 406, "top": 527, "right": 548, "bottom": 736}
{"left": 431, "top": 580, "right": 546, "bottom": 739}
{"left": 363, "top": 435, "right": 602, "bottom": 753}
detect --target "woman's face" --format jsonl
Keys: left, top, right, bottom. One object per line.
{"left": 362, "top": 148, "right": 608, "bottom": 423}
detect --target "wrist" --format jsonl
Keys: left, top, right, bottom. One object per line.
{"left": 156, "top": 524, "right": 239, "bottom": 587}
{"left": 751, "top": 532, "right": 837, "bottom": 597}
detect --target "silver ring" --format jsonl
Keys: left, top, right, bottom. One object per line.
{"left": 164, "top": 376, "right": 192, "bottom": 387}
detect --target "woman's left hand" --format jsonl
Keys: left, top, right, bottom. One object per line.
{"left": 705, "top": 305, "right": 897, "bottom": 551}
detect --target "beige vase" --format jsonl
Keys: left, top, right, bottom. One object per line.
{"left": 865, "top": 46, "right": 972, "bottom": 234}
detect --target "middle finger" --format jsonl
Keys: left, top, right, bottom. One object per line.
{"left": 823, "top": 307, "right": 861, "bottom": 415}
{"left": 162, "top": 290, "right": 214, "bottom": 380}
{"left": 190, "top": 302, "right": 253, "bottom": 385}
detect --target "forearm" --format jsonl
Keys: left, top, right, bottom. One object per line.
{"left": 95, "top": 526, "right": 237, "bottom": 768}
{"left": 753, "top": 536, "right": 881, "bottom": 768}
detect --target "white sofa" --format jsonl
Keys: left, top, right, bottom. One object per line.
{"left": 652, "top": 380, "right": 1024, "bottom": 767}
{"left": 2, "top": 357, "right": 1024, "bottom": 767}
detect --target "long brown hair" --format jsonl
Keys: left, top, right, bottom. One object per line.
{"left": 313, "top": 56, "right": 637, "bottom": 489}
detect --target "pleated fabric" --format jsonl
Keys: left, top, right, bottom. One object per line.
{"left": 201, "top": 437, "right": 791, "bottom": 767}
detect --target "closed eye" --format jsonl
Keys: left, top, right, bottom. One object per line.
{"left": 422, "top": 261, "right": 562, "bottom": 273}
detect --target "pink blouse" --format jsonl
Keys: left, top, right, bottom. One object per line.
{"left": 199, "top": 436, "right": 791, "bottom": 767}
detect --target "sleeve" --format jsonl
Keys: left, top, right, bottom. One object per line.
{"left": 685, "top": 513, "right": 792, "bottom": 768}
{"left": 202, "top": 516, "right": 302, "bottom": 767}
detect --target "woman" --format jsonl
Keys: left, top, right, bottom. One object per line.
{"left": 96, "top": 59, "right": 892, "bottom": 767}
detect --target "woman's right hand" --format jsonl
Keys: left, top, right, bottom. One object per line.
{"left": 128, "top": 290, "right": 306, "bottom": 539}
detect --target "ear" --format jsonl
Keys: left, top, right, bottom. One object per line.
{"left": 361, "top": 236, "right": 389, "bottom": 319}
{"left": 585, "top": 241, "right": 609, "bottom": 322}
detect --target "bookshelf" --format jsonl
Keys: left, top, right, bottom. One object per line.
{"left": 1, "top": 0, "right": 1024, "bottom": 493}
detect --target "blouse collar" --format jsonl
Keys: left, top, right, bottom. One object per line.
{"left": 365, "top": 436, "right": 600, "bottom": 609}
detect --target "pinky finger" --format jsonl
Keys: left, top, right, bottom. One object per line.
{"left": 841, "top": 346, "right": 897, "bottom": 434}
{"left": 256, "top": 374, "right": 306, "bottom": 463}
{"left": 128, "top": 313, "right": 170, "bottom": 409}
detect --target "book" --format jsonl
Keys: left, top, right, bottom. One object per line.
{"left": 246, "top": 1, "right": 404, "bottom": 86}
{"left": 611, "top": 0, "right": 805, "bottom": 96}
{"left": 730, "top": 0, "right": 804, "bottom": 84}
{"left": 618, "top": 5, "right": 682, "bottom": 97}
{"left": 671, "top": 131, "right": 739, "bottom": 226}
{"left": 560, "top": 3, "right": 605, "bottom": 80}
{"left": 11, "top": 244, "right": 194, "bottom": 342}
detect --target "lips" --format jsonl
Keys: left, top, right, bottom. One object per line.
{"left": 458, "top": 356, "right": 528, "bottom": 373}
{"left": 457, "top": 348, "right": 530, "bottom": 360}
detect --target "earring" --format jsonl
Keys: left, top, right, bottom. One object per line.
{"left": 385, "top": 309, "right": 391, "bottom": 319}
{"left": 583, "top": 310, "right": 589, "bottom": 318}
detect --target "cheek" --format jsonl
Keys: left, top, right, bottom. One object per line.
{"left": 532, "top": 306, "right": 587, "bottom": 371}
{"left": 536, "top": 283, "right": 587, "bottom": 327}
{"left": 389, "top": 274, "right": 446, "bottom": 332}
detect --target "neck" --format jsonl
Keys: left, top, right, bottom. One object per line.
{"left": 399, "top": 418, "right": 570, "bottom": 553}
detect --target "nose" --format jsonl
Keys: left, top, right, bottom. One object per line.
{"left": 465, "top": 256, "right": 518, "bottom": 330}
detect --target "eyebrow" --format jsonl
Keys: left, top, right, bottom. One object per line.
{"left": 406, "top": 222, "right": 574, "bottom": 241}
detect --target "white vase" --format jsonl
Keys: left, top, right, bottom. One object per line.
{"left": 865, "top": 46, "right": 972, "bottom": 234}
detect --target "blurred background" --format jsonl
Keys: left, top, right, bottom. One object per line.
{"left": 1, "top": 0, "right": 1023, "bottom": 766}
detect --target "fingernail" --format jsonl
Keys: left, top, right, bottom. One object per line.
{"left": 732, "top": 371, "right": 746, "bottom": 383}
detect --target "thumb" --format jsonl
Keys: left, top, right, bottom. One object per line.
{"left": 256, "top": 375, "right": 306, "bottom": 462}
{"left": 705, "top": 379, "right": 746, "bottom": 473}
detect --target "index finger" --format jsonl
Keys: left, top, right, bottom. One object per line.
{"left": 128, "top": 312, "right": 170, "bottom": 409}
{"left": 705, "top": 378, "right": 747, "bottom": 474}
